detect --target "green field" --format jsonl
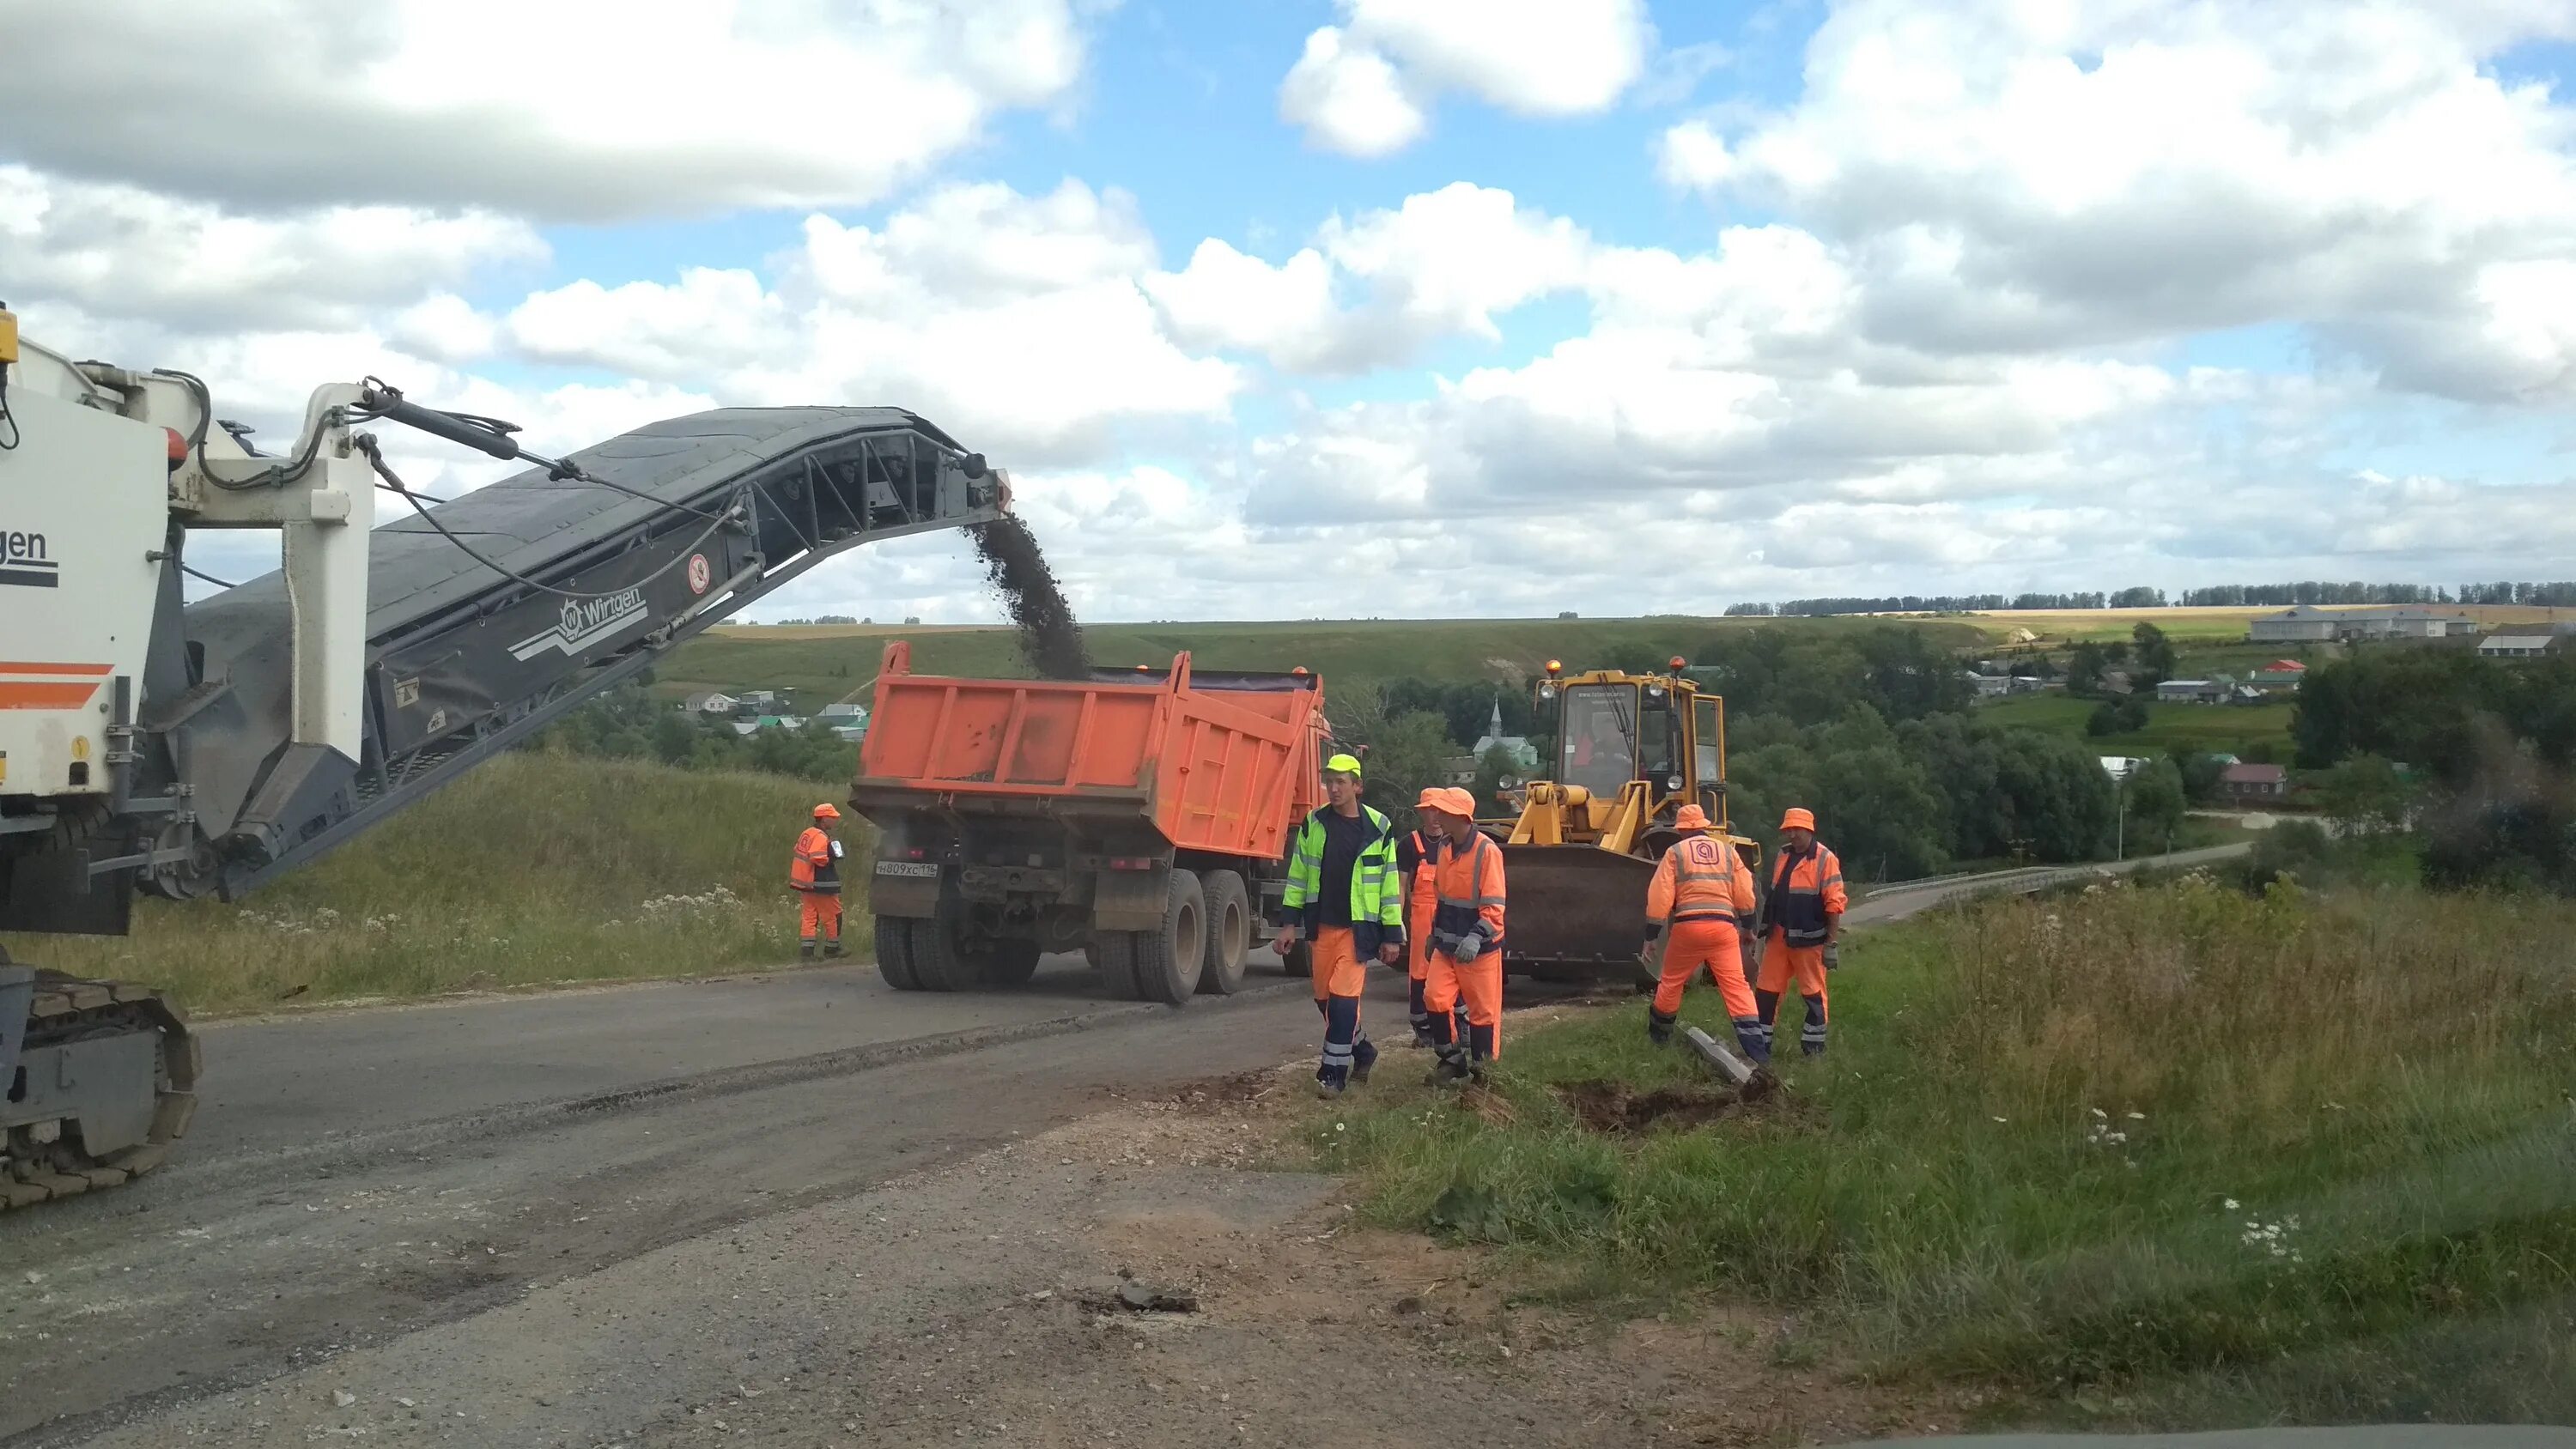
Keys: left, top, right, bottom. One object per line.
{"left": 1978, "top": 692, "right": 2295, "bottom": 760}
{"left": 1314, "top": 879, "right": 2576, "bottom": 1428}
{"left": 3, "top": 753, "right": 854, "bottom": 1016}
{"left": 658, "top": 614, "right": 1984, "bottom": 706}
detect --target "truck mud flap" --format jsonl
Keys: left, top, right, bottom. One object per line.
{"left": 1091, "top": 863, "right": 1169, "bottom": 934}
{"left": 869, "top": 860, "right": 943, "bottom": 918}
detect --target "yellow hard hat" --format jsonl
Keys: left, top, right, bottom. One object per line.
{"left": 1323, "top": 752, "right": 1364, "bottom": 779}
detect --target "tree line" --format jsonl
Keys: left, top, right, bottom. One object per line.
{"left": 1723, "top": 580, "right": 2576, "bottom": 614}
{"left": 1725, "top": 590, "right": 2154, "bottom": 615}
{"left": 534, "top": 684, "right": 856, "bottom": 784}
{"left": 2287, "top": 650, "right": 2576, "bottom": 894}
{"left": 1331, "top": 625, "right": 2149, "bottom": 882}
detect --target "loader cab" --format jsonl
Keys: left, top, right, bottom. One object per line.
{"left": 1538, "top": 661, "right": 1720, "bottom": 830}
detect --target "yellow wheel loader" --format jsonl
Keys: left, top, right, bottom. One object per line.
{"left": 1485, "top": 658, "right": 1761, "bottom": 985}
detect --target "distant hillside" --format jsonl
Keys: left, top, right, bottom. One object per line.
{"left": 656, "top": 614, "right": 1988, "bottom": 704}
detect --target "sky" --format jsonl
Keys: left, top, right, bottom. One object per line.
{"left": 6, "top": 0, "right": 2575, "bottom": 623}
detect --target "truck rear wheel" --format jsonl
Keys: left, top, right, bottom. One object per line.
{"left": 1195, "top": 869, "right": 1249, "bottom": 995}
{"left": 908, "top": 910, "right": 981, "bottom": 992}
{"left": 1101, "top": 869, "right": 1204, "bottom": 1006}
{"left": 873, "top": 915, "right": 924, "bottom": 991}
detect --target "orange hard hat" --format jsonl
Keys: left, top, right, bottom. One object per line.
{"left": 1779, "top": 806, "right": 1814, "bottom": 832}
{"left": 1415, "top": 787, "right": 1448, "bottom": 811}
{"left": 1674, "top": 803, "right": 1710, "bottom": 832}
{"left": 813, "top": 803, "right": 841, "bottom": 821}
{"left": 1443, "top": 787, "right": 1479, "bottom": 816}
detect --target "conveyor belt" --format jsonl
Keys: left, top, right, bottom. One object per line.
{"left": 170, "top": 406, "right": 1003, "bottom": 895}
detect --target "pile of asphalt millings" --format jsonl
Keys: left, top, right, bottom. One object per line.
{"left": 972, "top": 514, "right": 1091, "bottom": 680}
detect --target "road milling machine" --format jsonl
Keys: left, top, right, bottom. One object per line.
{"left": 1485, "top": 658, "right": 1760, "bottom": 985}
{"left": 0, "top": 304, "right": 1009, "bottom": 1210}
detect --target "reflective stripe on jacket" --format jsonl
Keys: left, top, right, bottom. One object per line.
{"left": 1428, "top": 833, "right": 1507, "bottom": 955}
{"left": 790, "top": 827, "right": 842, "bottom": 894}
{"left": 1762, "top": 843, "right": 1845, "bottom": 945}
{"left": 1279, "top": 804, "right": 1405, "bottom": 957}
{"left": 1648, "top": 834, "right": 1754, "bottom": 929}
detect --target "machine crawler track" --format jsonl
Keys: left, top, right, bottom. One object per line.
{"left": 0, "top": 967, "right": 200, "bottom": 1213}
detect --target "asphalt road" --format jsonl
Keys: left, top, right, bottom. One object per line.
{"left": 0, "top": 847, "right": 2249, "bottom": 1444}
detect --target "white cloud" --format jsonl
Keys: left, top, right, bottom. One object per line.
{"left": 1147, "top": 183, "right": 1594, "bottom": 373}
{"left": 0, "top": 0, "right": 1094, "bottom": 222}
{"left": 1655, "top": 120, "right": 1736, "bottom": 191}
{"left": 1279, "top": 27, "right": 1428, "bottom": 158}
{"left": 1281, "top": 0, "right": 1656, "bottom": 156}
{"left": 500, "top": 179, "right": 1240, "bottom": 466}
{"left": 1663, "top": 0, "right": 2576, "bottom": 398}
{"left": 0, "top": 166, "right": 544, "bottom": 334}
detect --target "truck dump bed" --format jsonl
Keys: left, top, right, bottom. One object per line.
{"left": 850, "top": 643, "right": 1324, "bottom": 858}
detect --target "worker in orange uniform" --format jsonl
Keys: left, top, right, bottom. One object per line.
{"left": 790, "top": 803, "right": 848, "bottom": 959}
{"left": 1754, "top": 807, "right": 1845, "bottom": 1058}
{"left": 1275, "top": 754, "right": 1405, "bottom": 1097}
{"left": 1396, "top": 789, "right": 1468, "bottom": 1048}
{"left": 1643, "top": 803, "right": 1765, "bottom": 1061}
{"left": 1419, "top": 788, "right": 1506, "bottom": 1084}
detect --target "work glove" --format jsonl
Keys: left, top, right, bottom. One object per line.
{"left": 1455, "top": 932, "right": 1484, "bottom": 965}
{"left": 1824, "top": 942, "right": 1841, "bottom": 972}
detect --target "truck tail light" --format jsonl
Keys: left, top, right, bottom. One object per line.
{"left": 1107, "top": 856, "right": 1154, "bottom": 870}
{"left": 905, "top": 846, "right": 927, "bottom": 860}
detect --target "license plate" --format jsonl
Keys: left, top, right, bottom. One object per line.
{"left": 875, "top": 860, "right": 940, "bottom": 878}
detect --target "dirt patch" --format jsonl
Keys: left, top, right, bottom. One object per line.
{"left": 1558, "top": 1078, "right": 1746, "bottom": 1134}
{"left": 972, "top": 513, "right": 1091, "bottom": 679}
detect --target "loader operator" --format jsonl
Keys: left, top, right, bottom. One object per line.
{"left": 1398, "top": 789, "right": 1469, "bottom": 1049}
{"left": 1643, "top": 803, "right": 1766, "bottom": 1062}
{"left": 791, "top": 803, "right": 848, "bottom": 960}
{"left": 1275, "top": 754, "right": 1405, "bottom": 1097}
{"left": 1420, "top": 787, "right": 1507, "bottom": 1085}
{"left": 1754, "top": 807, "right": 1845, "bottom": 1058}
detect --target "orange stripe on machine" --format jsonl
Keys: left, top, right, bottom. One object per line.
{"left": 0, "top": 681, "right": 104, "bottom": 709}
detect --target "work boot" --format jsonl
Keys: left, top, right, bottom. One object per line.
{"left": 824, "top": 940, "right": 844, "bottom": 958}
{"left": 1646, "top": 1017, "right": 1674, "bottom": 1047}
{"left": 1427, "top": 1046, "right": 1471, "bottom": 1087}
{"left": 799, "top": 940, "right": 817, "bottom": 961}
{"left": 1352, "top": 1038, "right": 1378, "bottom": 1084}
{"left": 1314, "top": 1076, "right": 1346, "bottom": 1100}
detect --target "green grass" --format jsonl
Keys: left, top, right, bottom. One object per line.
{"left": 1311, "top": 880, "right": 2576, "bottom": 1428}
{"left": 654, "top": 614, "right": 1988, "bottom": 704}
{"left": 3, "top": 752, "right": 859, "bottom": 1016}
{"left": 1977, "top": 693, "right": 2296, "bottom": 760}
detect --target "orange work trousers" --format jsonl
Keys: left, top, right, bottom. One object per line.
{"left": 1757, "top": 933, "right": 1828, "bottom": 1005}
{"left": 1424, "top": 948, "right": 1502, "bottom": 1059}
{"left": 1654, "top": 919, "right": 1753, "bottom": 1020}
{"left": 1311, "top": 926, "right": 1368, "bottom": 1001}
{"left": 799, "top": 890, "right": 842, "bottom": 943}
{"left": 1406, "top": 889, "right": 1437, "bottom": 981}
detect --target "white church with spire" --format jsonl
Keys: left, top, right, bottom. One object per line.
{"left": 1471, "top": 696, "right": 1539, "bottom": 772}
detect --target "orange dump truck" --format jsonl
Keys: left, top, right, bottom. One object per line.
{"left": 848, "top": 641, "right": 1327, "bottom": 1004}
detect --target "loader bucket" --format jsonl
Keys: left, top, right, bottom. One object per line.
{"left": 1497, "top": 842, "right": 1660, "bottom": 985}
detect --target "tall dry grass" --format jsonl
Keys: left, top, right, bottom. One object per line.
{"left": 1319, "top": 873, "right": 2576, "bottom": 1426}
{"left": 3, "top": 752, "right": 865, "bottom": 1014}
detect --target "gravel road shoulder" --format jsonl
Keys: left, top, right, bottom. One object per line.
{"left": 69, "top": 1052, "right": 1956, "bottom": 1448}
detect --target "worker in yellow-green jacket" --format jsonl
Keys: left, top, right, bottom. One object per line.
{"left": 1273, "top": 753, "right": 1405, "bottom": 1097}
